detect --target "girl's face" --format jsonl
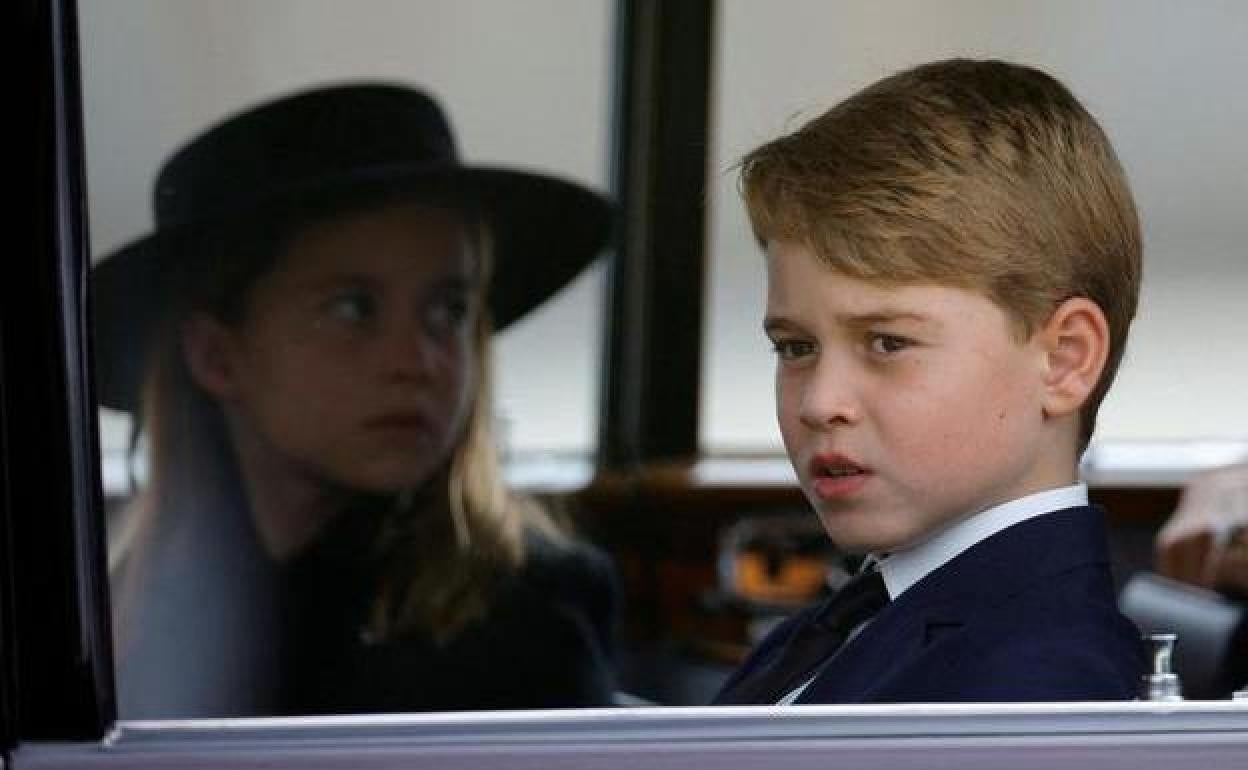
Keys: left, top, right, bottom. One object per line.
{"left": 187, "top": 201, "right": 480, "bottom": 496}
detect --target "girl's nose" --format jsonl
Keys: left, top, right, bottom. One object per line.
{"left": 380, "top": 317, "right": 439, "bottom": 381}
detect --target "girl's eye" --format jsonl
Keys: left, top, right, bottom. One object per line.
{"left": 869, "top": 334, "right": 910, "bottom": 355}
{"left": 325, "top": 290, "right": 377, "bottom": 324}
{"left": 424, "top": 291, "right": 472, "bottom": 335}
{"left": 771, "top": 338, "right": 815, "bottom": 360}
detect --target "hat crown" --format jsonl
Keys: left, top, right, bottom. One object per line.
{"left": 152, "top": 84, "right": 459, "bottom": 227}
{"left": 95, "top": 82, "right": 612, "bottom": 414}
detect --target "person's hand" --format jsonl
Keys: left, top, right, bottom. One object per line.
{"left": 1156, "top": 462, "right": 1248, "bottom": 595}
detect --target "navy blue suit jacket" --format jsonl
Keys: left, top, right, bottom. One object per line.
{"left": 714, "top": 506, "right": 1146, "bottom": 704}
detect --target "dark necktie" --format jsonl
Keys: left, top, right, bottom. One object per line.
{"left": 718, "top": 567, "right": 889, "bottom": 704}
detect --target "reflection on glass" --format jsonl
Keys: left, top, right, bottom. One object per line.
{"left": 94, "top": 83, "right": 617, "bottom": 717}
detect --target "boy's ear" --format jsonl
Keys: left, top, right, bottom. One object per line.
{"left": 181, "top": 313, "right": 242, "bottom": 401}
{"left": 1037, "top": 297, "right": 1110, "bottom": 419}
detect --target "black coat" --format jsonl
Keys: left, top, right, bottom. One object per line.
{"left": 115, "top": 502, "right": 619, "bottom": 717}
{"left": 281, "top": 519, "right": 619, "bottom": 713}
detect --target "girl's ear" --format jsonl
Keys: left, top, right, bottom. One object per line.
{"left": 181, "top": 313, "right": 241, "bottom": 401}
{"left": 1038, "top": 297, "right": 1110, "bottom": 419}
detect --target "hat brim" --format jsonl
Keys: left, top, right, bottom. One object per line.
{"left": 91, "top": 165, "right": 613, "bottom": 414}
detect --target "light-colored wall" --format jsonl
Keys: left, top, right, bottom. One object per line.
{"left": 704, "top": 0, "right": 1248, "bottom": 453}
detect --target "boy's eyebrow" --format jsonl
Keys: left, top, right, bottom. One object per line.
{"left": 838, "top": 310, "right": 936, "bottom": 327}
{"left": 763, "top": 310, "right": 938, "bottom": 333}
{"left": 762, "top": 315, "right": 799, "bottom": 334}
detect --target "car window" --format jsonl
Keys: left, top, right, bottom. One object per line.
{"left": 81, "top": 0, "right": 617, "bottom": 719}
{"left": 703, "top": 0, "right": 1248, "bottom": 464}
{"left": 75, "top": 0, "right": 1248, "bottom": 727}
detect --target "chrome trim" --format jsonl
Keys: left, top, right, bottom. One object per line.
{"left": 13, "top": 702, "right": 1248, "bottom": 769}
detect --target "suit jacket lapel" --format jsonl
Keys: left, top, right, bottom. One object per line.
{"left": 794, "top": 505, "right": 1110, "bottom": 703}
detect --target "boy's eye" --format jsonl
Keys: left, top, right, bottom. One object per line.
{"left": 868, "top": 334, "right": 910, "bottom": 355}
{"left": 771, "top": 338, "right": 816, "bottom": 360}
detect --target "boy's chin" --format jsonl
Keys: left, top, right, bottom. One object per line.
{"left": 818, "top": 519, "right": 914, "bottom": 556}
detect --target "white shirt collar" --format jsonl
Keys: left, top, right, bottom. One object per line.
{"left": 874, "top": 483, "right": 1089, "bottom": 600}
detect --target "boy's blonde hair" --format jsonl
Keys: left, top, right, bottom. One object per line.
{"left": 742, "top": 58, "right": 1141, "bottom": 449}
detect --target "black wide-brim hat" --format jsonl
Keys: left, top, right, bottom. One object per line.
{"left": 92, "top": 82, "right": 613, "bottom": 414}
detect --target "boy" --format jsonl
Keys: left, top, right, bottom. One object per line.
{"left": 714, "top": 59, "right": 1146, "bottom": 704}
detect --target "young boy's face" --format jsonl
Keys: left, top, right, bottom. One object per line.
{"left": 764, "top": 240, "right": 1074, "bottom": 554}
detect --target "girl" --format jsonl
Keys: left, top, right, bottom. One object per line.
{"left": 94, "top": 83, "right": 617, "bottom": 717}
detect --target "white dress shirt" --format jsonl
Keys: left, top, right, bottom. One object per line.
{"left": 876, "top": 483, "right": 1089, "bottom": 601}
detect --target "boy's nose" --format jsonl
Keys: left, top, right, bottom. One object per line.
{"left": 797, "top": 362, "right": 862, "bottom": 429}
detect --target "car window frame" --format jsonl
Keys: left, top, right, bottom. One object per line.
{"left": 12, "top": 703, "right": 1248, "bottom": 769}
{"left": 8, "top": 0, "right": 1247, "bottom": 766}
{"left": 8, "top": 0, "right": 715, "bottom": 744}
{"left": 8, "top": 0, "right": 115, "bottom": 746}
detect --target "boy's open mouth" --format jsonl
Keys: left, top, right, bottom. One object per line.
{"left": 820, "top": 465, "right": 863, "bottom": 477}
{"left": 808, "top": 453, "right": 871, "bottom": 499}
{"left": 810, "top": 452, "right": 866, "bottom": 477}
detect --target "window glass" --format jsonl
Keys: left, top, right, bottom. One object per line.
{"left": 86, "top": 0, "right": 611, "bottom": 465}
{"left": 703, "top": 0, "right": 1248, "bottom": 456}
{"left": 81, "top": 0, "right": 615, "bottom": 718}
